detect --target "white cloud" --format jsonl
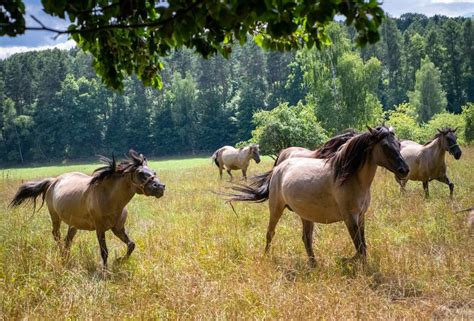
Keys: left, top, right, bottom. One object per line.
{"left": 0, "top": 40, "right": 76, "bottom": 59}
{"left": 432, "top": 0, "right": 474, "bottom": 3}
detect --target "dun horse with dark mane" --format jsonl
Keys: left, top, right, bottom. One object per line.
{"left": 212, "top": 145, "right": 261, "bottom": 180}
{"left": 227, "top": 126, "right": 409, "bottom": 266}
{"left": 10, "top": 150, "right": 165, "bottom": 267}
{"left": 395, "top": 128, "right": 462, "bottom": 198}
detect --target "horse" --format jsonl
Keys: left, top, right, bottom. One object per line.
{"left": 226, "top": 126, "right": 409, "bottom": 266}
{"left": 394, "top": 128, "right": 462, "bottom": 198}
{"left": 9, "top": 150, "right": 166, "bottom": 267}
{"left": 273, "top": 129, "right": 357, "bottom": 166}
{"left": 212, "top": 144, "right": 261, "bottom": 180}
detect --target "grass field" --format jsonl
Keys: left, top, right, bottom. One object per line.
{"left": 0, "top": 149, "right": 473, "bottom": 319}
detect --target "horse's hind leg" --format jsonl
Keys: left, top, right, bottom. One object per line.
{"left": 112, "top": 227, "right": 136, "bottom": 258}
{"left": 436, "top": 175, "right": 454, "bottom": 199}
{"left": 265, "top": 200, "right": 285, "bottom": 253}
{"left": 422, "top": 181, "right": 429, "bottom": 198}
{"left": 49, "top": 211, "right": 62, "bottom": 246}
{"left": 301, "top": 218, "right": 316, "bottom": 267}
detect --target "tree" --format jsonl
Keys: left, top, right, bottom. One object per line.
{"left": 1, "top": 0, "right": 385, "bottom": 90}
{"left": 408, "top": 58, "right": 447, "bottom": 123}
{"left": 249, "top": 102, "right": 327, "bottom": 156}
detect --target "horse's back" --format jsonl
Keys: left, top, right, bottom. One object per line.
{"left": 46, "top": 172, "right": 94, "bottom": 228}
{"left": 272, "top": 158, "right": 342, "bottom": 223}
{"left": 220, "top": 146, "right": 244, "bottom": 169}
{"left": 276, "top": 147, "right": 311, "bottom": 166}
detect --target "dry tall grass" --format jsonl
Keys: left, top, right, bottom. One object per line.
{"left": 0, "top": 149, "right": 473, "bottom": 319}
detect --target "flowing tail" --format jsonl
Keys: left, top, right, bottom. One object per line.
{"left": 211, "top": 149, "right": 221, "bottom": 168}
{"left": 10, "top": 178, "right": 54, "bottom": 211}
{"left": 226, "top": 170, "right": 273, "bottom": 203}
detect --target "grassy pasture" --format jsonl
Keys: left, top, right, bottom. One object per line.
{"left": 0, "top": 149, "right": 473, "bottom": 319}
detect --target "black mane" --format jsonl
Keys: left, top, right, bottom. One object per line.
{"left": 89, "top": 149, "right": 146, "bottom": 185}
{"left": 424, "top": 127, "right": 456, "bottom": 146}
{"left": 330, "top": 126, "right": 391, "bottom": 184}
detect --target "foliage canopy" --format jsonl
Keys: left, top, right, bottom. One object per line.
{"left": 1, "top": 0, "right": 384, "bottom": 89}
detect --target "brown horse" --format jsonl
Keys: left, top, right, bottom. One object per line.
{"left": 212, "top": 145, "right": 261, "bottom": 180}
{"left": 10, "top": 150, "right": 165, "bottom": 267}
{"left": 274, "top": 129, "right": 357, "bottom": 166}
{"left": 227, "top": 126, "right": 409, "bottom": 266}
{"left": 395, "top": 128, "right": 462, "bottom": 198}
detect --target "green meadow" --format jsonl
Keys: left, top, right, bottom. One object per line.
{"left": 0, "top": 150, "right": 473, "bottom": 319}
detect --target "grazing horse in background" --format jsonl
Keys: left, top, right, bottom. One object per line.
{"left": 212, "top": 145, "right": 261, "bottom": 180}
{"left": 395, "top": 128, "right": 462, "bottom": 198}
{"left": 274, "top": 129, "right": 357, "bottom": 166}
{"left": 10, "top": 150, "right": 166, "bottom": 267}
{"left": 227, "top": 126, "right": 409, "bottom": 266}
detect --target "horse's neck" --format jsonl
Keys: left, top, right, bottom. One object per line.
{"left": 355, "top": 155, "right": 378, "bottom": 190}
{"left": 242, "top": 148, "right": 251, "bottom": 160}
{"left": 98, "top": 176, "right": 136, "bottom": 209}
{"left": 424, "top": 137, "right": 445, "bottom": 162}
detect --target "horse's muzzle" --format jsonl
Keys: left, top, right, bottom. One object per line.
{"left": 150, "top": 183, "right": 165, "bottom": 198}
{"left": 396, "top": 165, "right": 409, "bottom": 178}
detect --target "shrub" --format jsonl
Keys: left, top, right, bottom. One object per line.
{"left": 247, "top": 102, "right": 328, "bottom": 156}
{"left": 386, "top": 103, "right": 422, "bottom": 142}
{"left": 420, "top": 112, "right": 466, "bottom": 144}
{"left": 462, "top": 102, "right": 474, "bottom": 144}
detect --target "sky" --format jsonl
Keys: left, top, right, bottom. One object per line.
{"left": 1, "top": 0, "right": 473, "bottom": 59}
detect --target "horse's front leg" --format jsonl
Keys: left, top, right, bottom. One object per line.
{"left": 63, "top": 226, "right": 77, "bottom": 257}
{"left": 226, "top": 169, "right": 233, "bottom": 181}
{"left": 436, "top": 175, "right": 454, "bottom": 199}
{"left": 422, "top": 181, "right": 429, "bottom": 198}
{"left": 344, "top": 213, "right": 367, "bottom": 263}
{"left": 112, "top": 227, "right": 136, "bottom": 258}
{"left": 301, "top": 218, "right": 316, "bottom": 267}
{"left": 242, "top": 168, "right": 247, "bottom": 181}
{"left": 96, "top": 230, "right": 108, "bottom": 267}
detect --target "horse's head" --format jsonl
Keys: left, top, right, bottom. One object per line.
{"left": 121, "top": 150, "right": 166, "bottom": 198}
{"left": 369, "top": 126, "right": 409, "bottom": 179}
{"left": 250, "top": 145, "right": 261, "bottom": 164}
{"left": 437, "top": 128, "right": 462, "bottom": 160}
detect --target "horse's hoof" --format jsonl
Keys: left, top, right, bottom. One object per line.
{"left": 308, "top": 258, "right": 317, "bottom": 268}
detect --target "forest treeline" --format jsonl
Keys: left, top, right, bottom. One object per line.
{"left": 0, "top": 14, "right": 473, "bottom": 164}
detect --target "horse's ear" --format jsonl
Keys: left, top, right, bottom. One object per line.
{"left": 453, "top": 127, "right": 458, "bottom": 133}
{"left": 388, "top": 126, "right": 394, "bottom": 133}
{"left": 366, "top": 125, "right": 374, "bottom": 134}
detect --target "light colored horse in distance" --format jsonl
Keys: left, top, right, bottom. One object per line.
{"left": 227, "top": 126, "right": 409, "bottom": 266}
{"left": 212, "top": 144, "right": 261, "bottom": 180}
{"left": 274, "top": 129, "right": 357, "bottom": 166}
{"left": 10, "top": 150, "right": 166, "bottom": 267}
{"left": 395, "top": 128, "right": 462, "bottom": 198}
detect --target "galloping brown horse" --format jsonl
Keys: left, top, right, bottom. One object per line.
{"left": 227, "top": 126, "right": 409, "bottom": 266}
{"left": 274, "top": 129, "right": 357, "bottom": 166}
{"left": 10, "top": 150, "right": 165, "bottom": 267}
{"left": 395, "top": 128, "right": 462, "bottom": 198}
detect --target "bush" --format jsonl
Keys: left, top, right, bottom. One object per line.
{"left": 386, "top": 103, "right": 422, "bottom": 142}
{"left": 462, "top": 103, "right": 474, "bottom": 144}
{"left": 247, "top": 102, "right": 328, "bottom": 156}
{"left": 420, "top": 112, "right": 466, "bottom": 144}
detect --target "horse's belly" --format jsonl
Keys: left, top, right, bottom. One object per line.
{"left": 288, "top": 199, "right": 343, "bottom": 224}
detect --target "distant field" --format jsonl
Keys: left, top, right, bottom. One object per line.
{"left": 0, "top": 149, "right": 473, "bottom": 318}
